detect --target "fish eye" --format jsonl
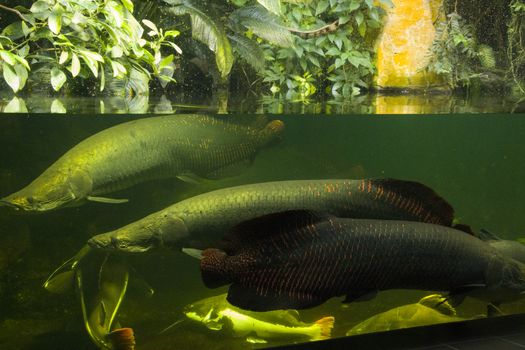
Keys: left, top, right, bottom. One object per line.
{"left": 26, "top": 196, "right": 34, "bottom": 204}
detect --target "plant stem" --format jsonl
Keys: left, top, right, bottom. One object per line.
{"left": 0, "top": 4, "right": 29, "bottom": 22}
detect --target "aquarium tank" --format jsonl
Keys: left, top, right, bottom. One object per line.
{"left": 1, "top": 1, "right": 525, "bottom": 350}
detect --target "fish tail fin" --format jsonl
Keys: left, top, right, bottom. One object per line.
{"left": 261, "top": 120, "right": 285, "bottom": 145}
{"left": 312, "top": 316, "right": 335, "bottom": 340}
{"left": 201, "top": 248, "right": 231, "bottom": 288}
{"left": 107, "top": 327, "right": 136, "bottom": 350}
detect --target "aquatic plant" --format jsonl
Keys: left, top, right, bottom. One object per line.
{"left": 261, "top": 0, "right": 388, "bottom": 99}
{"left": 0, "top": 0, "right": 181, "bottom": 93}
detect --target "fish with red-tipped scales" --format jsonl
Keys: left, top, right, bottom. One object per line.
{"left": 0, "top": 115, "right": 284, "bottom": 212}
{"left": 87, "top": 178, "right": 467, "bottom": 254}
{"left": 197, "top": 210, "right": 525, "bottom": 312}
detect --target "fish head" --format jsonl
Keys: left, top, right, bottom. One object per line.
{"left": 0, "top": 168, "right": 92, "bottom": 212}
{"left": 184, "top": 302, "right": 225, "bottom": 330}
{"left": 88, "top": 213, "right": 189, "bottom": 253}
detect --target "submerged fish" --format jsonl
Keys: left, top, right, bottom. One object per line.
{"left": 78, "top": 254, "right": 135, "bottom": 350}
{"left": 478, "top": 229, "right": 525, "bottom": 264}
{"left": 183, "top": 293, "right": 334, "bottom": 343}
{"left": 346, "top": 294, "right": 464, "bottom": 336}
{"left": 88, "top": 178, "right": 462, "bottom": 253}
{"left": 198, "top": 210, "right": 525, "bottom": 312}
{"left": 0, "top": 115, "right": 283, "bottom": 212}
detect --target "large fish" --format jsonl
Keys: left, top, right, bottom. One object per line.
{"left": 0, "top": 115, "right": 284, "bottom": 212}
{"left": 183, "top": 293, "right": 334, "bottom": 343}
{"left": 198, "top": 210, "right": 525, "bottom": 311}
{"left": 88, "top": 178, "right": 461, "bottom": 253}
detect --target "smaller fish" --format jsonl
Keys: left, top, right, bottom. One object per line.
{"left": 479, "top": 229, "right": 525, "bottom": 264}
{"left": 183, "top": 293, "right": 334, "bottom": 343}
{"left": 346, "top": 294, "right": 465, "bottom": 336}
{"left": 77, "top": 254, "right": 135, "bottom": 350}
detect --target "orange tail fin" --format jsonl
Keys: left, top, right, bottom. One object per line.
{"left": 314, "top": 316, "right": 335, "bottom": 340}
{"left": 108, "top": 327, "right": 136, "bottom": 350}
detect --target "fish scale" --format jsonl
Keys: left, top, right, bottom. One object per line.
{"left": 200, "top": 212, "right": 525, "bottom": 312}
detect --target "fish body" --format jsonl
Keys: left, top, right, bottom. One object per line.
{"left": 1, "top": 115, "right": 283, "bottom": 212}
{"left": 346, "top": 294, "right": 464, "bottom": 336}
{"left": 88, "top": 178, "right": 459, "bottom": 253}
{"left": 184, "top": 293, "right": 334, "bottom": 343}
{"left": 199, "top": 211, "right": 525, "bottom": 311}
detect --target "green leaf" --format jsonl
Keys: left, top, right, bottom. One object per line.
{"left": 348, "top": 0, "right": 360, "bottom": 12}
{"left": 1, "top": 22, "right": 30, "bottom": 40}
{"left": 4, "top": 97, "right": 28, "bottom": 112}
{"left": 142, "top": 19, "right": 159, "bottom": 35}
{"left": 120, "top": 0, "right": 134, "bottom": 13}
{"left": 229, "top": 33, "right": 265, "bottom": 72}
{"left": 79, "top": 50, "right": 104, "bottom": 62}
{"left": 111, "top": 46, "right": 123, "bottom": 58}
{"left": 169, "top": 3, "right": 233, "bottom": 76}
{"left": 51, "top": 67, "right": 67, "bottom": 91}
{"left": 0, "top": 50, "right": 17, "bottom": 65}
{"left": 257, "top": 0, "right": 281, "bottom": 16}
{"left": 79, "top": 52, "right": 98, "bottom": 77}
{"left": 231, "top": 6, "right": 293, "bottom": 47}
{"left": 3, "top": 62, "right": 20, "bottom": 92}
{"left": 358, "top": 21, "right": 367, "bottom": 37}
{"left": 14, "top": 64, "right": 28, "bottom": 91}
{"left": 51, "top": 99, "right": 66, "bottom": 113}
{"left": 49, "top": 5, "right": 63, "bottom": 34}
{"left": 30, "top": 1, "right": 51, "bottom": 13}
{"left": 70, "top": 53, "right": 80, "bottom": 77}
{"left": 315, "top": 0, "right": 329, "bottom": 15}
{"left": 355, "top": 11, "right": 364, "bottom": 26}
{"left": 18, "top": 45, "right": 29, "bottom": 58}
{"left": 106, "top": 1, "right": 124, "bottom": 27}
{"left": 59, "top": 51, "right": 69, "bottom": 64}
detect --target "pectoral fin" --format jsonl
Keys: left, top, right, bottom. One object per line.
{"left": 182, "top": 248, "right": 203, "bottom": 260}
{"left": 87, "top": 196, "right": 129, "bottom": 204}
{"left": 246, "top": 336, "right": 267, "bottom": 344}
{"left": 177, "top": 173, "right": 206, "bottom": 184}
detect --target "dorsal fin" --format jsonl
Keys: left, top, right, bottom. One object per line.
{"left": 221, "top": 210, "right": 330, "bottom": 253}
{"left": 373, "top": 178, "right": 455, "bottom": 225}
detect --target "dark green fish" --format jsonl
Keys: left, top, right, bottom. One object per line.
{"left": 88, "top": 178, "right": 462, "bottom": 253}
{"left": 0, "top": 115, "right": 283, "bottom": 212}
{"left": 199, "top": 210, "right": 525, "bottom": 311}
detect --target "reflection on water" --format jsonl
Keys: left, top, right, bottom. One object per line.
{"left": 1, "top": 91, "right": 524, "bottom": 114}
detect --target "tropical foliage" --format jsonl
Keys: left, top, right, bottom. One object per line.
{"left": 425, "top": 12, "right": 496, "bottom": 89}
{"left": 0, "top": 0, "right": 181, "bottom": 93}
{"left": 164, "top": 0, "right": 293, "bottom": 81}
{"left": 261, "top": 0, "right": 390, "bottom": 99}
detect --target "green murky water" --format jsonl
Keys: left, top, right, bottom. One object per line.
{"left": 1, "top": 111, "right": 525, "bottom": 349}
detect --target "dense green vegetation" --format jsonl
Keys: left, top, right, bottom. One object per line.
{"left": 1, "top": 0, "right": 525, "bottom": 99}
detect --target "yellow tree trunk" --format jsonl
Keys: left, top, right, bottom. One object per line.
{"left": 374, "top": 0, "right": 445, "bottom": 90}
